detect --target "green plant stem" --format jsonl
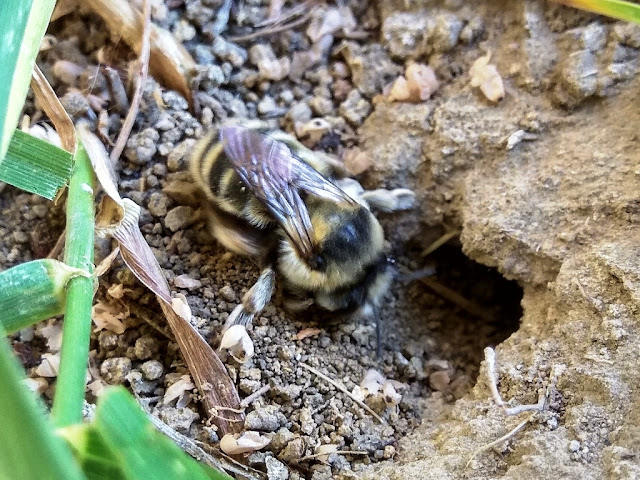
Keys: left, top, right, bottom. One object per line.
{"left": 52, "top": 145, "right": 95, "bottom": 427}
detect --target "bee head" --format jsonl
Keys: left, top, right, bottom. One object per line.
{"left": 278, "top": 202, "right": 385, "bottom": 292}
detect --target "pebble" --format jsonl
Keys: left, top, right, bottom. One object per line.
{"left": 134, "top": 335, "right": 159, "bottom": 360}
{"left": 429, "top": 14, "right": 463, "bottom": 53}
{"left": 245, "top": 405, "right": 288, "bottom": 432}
{"left": 141, "top": 359, "right": 164, "bottom": 380}
{"left": 382, "top": 12, "right": 428, "bottom": 59}
{"left": 460, "top": 17, "right": 485, "bottom": 44}
{"left": 278, "top": 437, "right": 305, "bottom": 462}
{"left": 429, "top": 370, "right": 451, "bottom": 391}
{"left": 164, "top": 206, "right": 197, "bottom": 232}
{"left": 339, "top": 90, "right": 371, "bottom": 126}
{"left": 266, "top": 456, "right": 289, "bottom": 480}
{"left": 569, "top": 440, "right": 581, "bottom": 452}
{"left": 157, "top": 406, "right": 199, "bottom": 434}
{"left": 60, "top": 90, "right": 91, "bottom": 117}
{"left": 100, "top": 357, "right": 132, "bottom": 384}
{"left": 218, "top": 285, "right": 237, "bottom": 302}
{"left": 174, "top": 274, "right": 202, "bottom": 290}
{"left": 125, "top": 128, "right": 160, "bottom": 165}
{"left": 147, "top": 192, "right": 170, "bottom": 217}
{"left": 270, "top": 427, "right": 295, "bottom": 452}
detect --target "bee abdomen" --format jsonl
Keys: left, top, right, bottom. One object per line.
{"left": 190, "top": 129, "right": 273, "bottom": 228}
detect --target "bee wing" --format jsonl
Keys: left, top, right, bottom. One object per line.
{"left": 220, "top": 126, "right": 355, "bottom": 259}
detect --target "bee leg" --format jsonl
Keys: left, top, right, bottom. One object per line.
{"left": 224, "top": 267, "right": 276, "bottom": 330}
{"left": 359, "top": 188, "right": 415, "bottom": 212}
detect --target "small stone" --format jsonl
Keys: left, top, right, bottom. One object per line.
{"left": 337, "top": 41, "right": 402, "bottom": 97}
{"left": 147, "top": 192, "right": 170, "bottom": 217}
{"left": 270, "top": 427, "right": 295, "bottom": 452}
{"left": 580, "top": 22, "right": 607, "bottom": 52}
{"left": 429, "top": 370, "right": 451, "bottom": 391}
{"left": 100, "top": 357, "right": 132, "bottom": 384}
{"left": 249, "top": 44, "right": 290, "bottom": 81}
{"left": 300, "top": 407, "right": 315, "bottom": 435}
{"left": 60, "top": 90, "right": 91, "bottom": 117}
{"left": 382, "top": 11, "right": 428, "bottom": 59}
{"left": 134, "top": 335, "right": 159, "bottom": 360}
{"left": 569, "top": 440, "right": 581, "bottom": 452}
{"left": 287, "top": 102, "right": 312, "bottom": 124}
{"left": 555, "top": 49, "right": 598, "bottom": 107}
{"left": 245, "top": 405, "right": 288, "bottom": 432}
{"left": 278, "top": 437, "right": 305, "bottom": 462}
{"left": 218, "top": 285, "right": 237, "bottom": 302}
{"left": 460, "top": 17, "right": 485, "bottom": 44}
{"left": 265, "top": 456, "right": 289, "bottom": 480}
{"left": 174, "top": 274, "right": 202, "bottom": 290}
{"left": 339, "top": 90, "right": 371, "bottom": 126}
{"left": 141, "top": 360, "right": 164, "bottom": 380}
{"left": 257, "top": 95, "right": 278, "bottom": 115}
{"left": 383, "top": 445, "right": 396, "bottom": 459}
{"left": 429, "top": 14, "right": 463, "bottom": 53}
{"left": 98, "top": 331, "right": 119, "bottom": 349}
{"left": 164, "top": 206, "right": 197, "bottom": 232}
{"left": 125, "top": 128, "right": 160, "bottom": 165}
{"left": 310, "top": 96, "right": 334, "bottom": 116}
{"left": 157, "top": 406, "right": 199, "bottom": 434}
{"left": 612, "top": 23, "right": 640, "bottom": 48}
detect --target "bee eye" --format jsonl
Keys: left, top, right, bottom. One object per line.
{"left": 309, "top": 254, "right": 327, "bottom": 271}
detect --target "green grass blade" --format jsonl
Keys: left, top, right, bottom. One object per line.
{"left": 0, "top": 129, "right": 74, "bottom": 200}
{"left": 0, "top": 334, "right": 86, "bottom": 480}
{"left": 0, "top": 0, "right": 56, "bottom": 160}
{"left": 59, "top": 425, "right": 127, "bottom": 480}
{"left": 554, "top": 0, "right": 640, "bottom": 23}
{"left": 0, "top": 259, "right": 87, "bottom": 334}
{"left": 93, "top": 387, "right": 232, "bottom": 480}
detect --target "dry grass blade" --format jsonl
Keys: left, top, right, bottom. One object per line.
{"left": 85, "top": 0, "right": 195, "bottom": 109}
{"left": 110, "top": 0, "right": 151, "bottom": 163}
{"left": 78, "top": 124, "right": 244, "bottom": 435}
{"left": 228, "top": 11, "right": 312, "bottom": 42}
{"left": 299, "top": 362, "right": 384, "bottom": 424}
{"left": 31, "top": 66, "right": 76, "bottom": 154}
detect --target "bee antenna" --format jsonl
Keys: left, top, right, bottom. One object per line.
{"left": 395, "top": 265, "right": 436, "bottom": 284}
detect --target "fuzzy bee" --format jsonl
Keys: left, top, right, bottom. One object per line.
{"left": 190, "top": 122, "right": 414, "bottom": 353}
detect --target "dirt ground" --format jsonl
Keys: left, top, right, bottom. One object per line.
{"left": 1, "top": 0, "right": 639, "bottom": 479}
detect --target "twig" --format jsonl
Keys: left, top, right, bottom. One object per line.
{"left": 297, "top": 450, "right": 368, "bottom": 462}
{"left": 147, "top": 413, "right": 256, "bottom": 479}
{"left": 419, "top": 277, "right": 493, "bottom": 322}
{"left": 256, "top": 1, "right": 308, "bottom": 27}
{"left": 421, "top": 230, "right": 460, "bottom": 257}
{"left": 240, "top": 384, "right": 270, "bottom": 408}
{"left": 228, "top": 11, "right": 312, "bottom": 42}
{"left": 46, "top": 229, "right": 66, "bottom": 260}
{"left": 110, "top": 0, "right": 151, "bottom": 163}
{"left": 299, "top": 362, "right": 384, "bottom": 424}
{"left": 465, "top": 414, "right": 535, "bottom": 468}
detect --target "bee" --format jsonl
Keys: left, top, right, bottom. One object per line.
{"left": 190, "top": 122, "right": 414, "bottom": 353}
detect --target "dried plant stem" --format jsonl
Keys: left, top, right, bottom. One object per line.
{"left": 110, "top": 0, "right": 151, "bottom": 163}
{"left": 228, "top": 11, "right": 312, "bottom": 42}
{"left": 299, "top": 362, "right": 384, "bottom": 424}
{"left": 52, "top": 146, "right": 95, "bottom": 427}
{"left": 419, "top": 277, "right": 493, "bottom": 322}
{"left": 421, "top": 229, "right": 460, "bottom": 257}
{"left": 465, "top": 414, "right": 534, "bottom": 468}
{"left": 297, "top": 450, "right": 368, "bottom": 462}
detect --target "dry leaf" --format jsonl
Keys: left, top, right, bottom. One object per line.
{"left": 220, "top": 325, "right": 254, "bottom": 363}
{"left": 36, "top": 323, "right": 63, "bottom": 352}
{"left": 164, "top": 374, "right": 195, "bottom": 405}
{"left": 92, "top": 300, "right": 128, "bottom": 334}
{"left": 295, "top": 327, "right": 323, "bottom": 341}
{"left": 31, "top": 66, "right": 76, "bottom": 154}
{"left": 388, "top": 64, "right": 439, "bottom": 103}
{"left": 107, "top": 283, "right": 131, "bottom": 299}
{"left": 95, "top": 247, "right": 121, "bottom": 277}
{"left": 220, "top": 431, "right": 272, "bottom": 455}
{"left": 470, "top": 53, "right": 504, "bottom": 102}
{"left": 78, "top": 124, "right": 244, "bottom": 434}
{"left": 85, "top": 0, "right": 195, "bottom": 108}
